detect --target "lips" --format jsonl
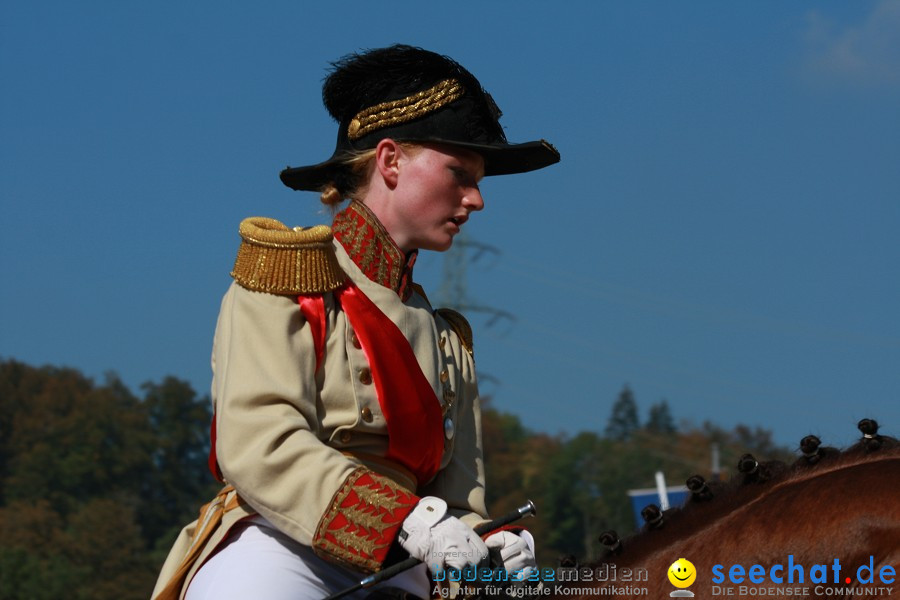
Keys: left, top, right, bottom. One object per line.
{"left": 449, "top": 214, "right": 468, "bottom": 226}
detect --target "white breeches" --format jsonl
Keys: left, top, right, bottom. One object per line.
{"left": 185, "top": 518, "right": 429, "bottom": 600}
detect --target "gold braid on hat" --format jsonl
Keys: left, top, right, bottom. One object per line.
{"left": 347, "top": 78, "right": 464, "bottom": 140}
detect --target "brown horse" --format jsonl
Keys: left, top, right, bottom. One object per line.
{"left": 547, "top": 420, "right": 900, "bottom": 600}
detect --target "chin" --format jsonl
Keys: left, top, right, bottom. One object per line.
{"left": 435, "top": 239, "right": 455, "bottom": 252}
{"left": 419, "top": 237, "right": 454, "bottom": 253}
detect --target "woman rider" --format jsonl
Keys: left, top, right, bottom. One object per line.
{"left": 152, "top": 44, "right": 559, "bottom": 600}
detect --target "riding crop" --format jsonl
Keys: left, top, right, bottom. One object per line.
{"left": 324, "top": 500, "right": 538, "bottom": 600}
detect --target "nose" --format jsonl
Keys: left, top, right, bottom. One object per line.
{"left": 463, "top": 188, "right": 485, "bottom": 212}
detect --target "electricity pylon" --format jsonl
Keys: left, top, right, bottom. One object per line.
{"left": 435, "top": 230, "right": 515, "bottom": 328}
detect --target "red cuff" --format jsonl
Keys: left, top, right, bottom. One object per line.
{"left": 313, "top": 467, "right": 419, "bottom": 572}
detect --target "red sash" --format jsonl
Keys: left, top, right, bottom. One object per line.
{"left": 299, "top": 284, "right": 444, "bottom": 485}
{"left": 209, "top": 283, "right": 444, "bottom": 485}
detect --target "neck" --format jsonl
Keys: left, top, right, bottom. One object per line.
{"left": 356, "top": 192, "right": 415, "bottom": 253}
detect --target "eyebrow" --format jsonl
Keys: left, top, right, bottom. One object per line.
{"left": 454, "top": 164, "right": 484, "bottom": 183}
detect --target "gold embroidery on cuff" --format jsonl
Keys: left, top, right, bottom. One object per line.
{"left": 313, "top": 467, "right": 418, "bottom": 572}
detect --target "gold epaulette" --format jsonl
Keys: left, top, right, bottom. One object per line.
{"left": 231, "top": 217, "right": 346, "bottom": 295}
{"left": 436, "top": 308, "right": 473, "bottom": 356}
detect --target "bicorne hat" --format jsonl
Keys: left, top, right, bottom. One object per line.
{"left": 279, "top": 45, "right": 560, "bottom": 192}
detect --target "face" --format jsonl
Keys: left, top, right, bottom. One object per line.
{"left": 385, "top": 143, "right": 485, "bottom": 252}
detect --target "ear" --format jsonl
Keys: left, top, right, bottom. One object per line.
{"left": 374, "top": 138, "right": 402, "bottom": 189}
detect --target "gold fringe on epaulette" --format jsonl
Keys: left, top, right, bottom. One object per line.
{"left": 436, "top": 308, "right": 474, "bottom": 357}
{"left": 231, "top": 217, "right": 346, "bottom": 295}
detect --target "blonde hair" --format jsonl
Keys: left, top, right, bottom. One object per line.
{"left": 319, "top": 149, "right": 376, "bottom": 208}
{"left": 318, "top": 143, "right": 421, "bottom": 209}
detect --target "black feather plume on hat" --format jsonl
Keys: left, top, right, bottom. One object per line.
{"left": 321, "top": 44, "right": 506, "bottom": 143}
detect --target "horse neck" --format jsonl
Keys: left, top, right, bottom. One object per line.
{"left": 610, "top": 450, "right": 900, "bottom": 586}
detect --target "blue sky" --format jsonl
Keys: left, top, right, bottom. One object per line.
{"left": 2, "top": 1, "right": 898, "bottom": 452}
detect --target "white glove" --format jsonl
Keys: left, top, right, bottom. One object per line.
{"left": 399, "top": 497, "right": 488, "bottom": 573}
{"left": 484, "top": 530, "right": 537, "bottom": 581}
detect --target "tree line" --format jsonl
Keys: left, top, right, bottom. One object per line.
{"left": 0, "top": 359, "right": 217, "bottom": 600}
{"left": 0, "top": 359, "right": 791, "bottom": 598}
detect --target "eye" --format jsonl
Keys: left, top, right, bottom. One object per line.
{"left": 450, "top": 166, "right": 479, "bottom": 188}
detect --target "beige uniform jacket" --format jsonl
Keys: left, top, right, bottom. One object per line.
{"left": 152, "top": 203, "right": 487, "bottom": 599}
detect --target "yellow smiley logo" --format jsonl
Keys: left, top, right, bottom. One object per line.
{"left": 668, "top": 558, "right": 697, "bottom": 588}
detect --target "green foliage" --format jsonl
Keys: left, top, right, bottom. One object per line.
{"left": 646, "top": 399, "right": 676, "bottom": 434}
{"left": 604, "top": 384, "right": 640, "bottom": 440}
{"left": 483, "top": 388, "right": 794, "bottom": 566}
{"left": 0, "top": 548, "right": 86, "bottom": 600}
{"left": 0, "top": 359, "right": 217, "bottom": 600}
{"left": 0, "top": 358, "right": 795, "bottom": 594}
{"left": 140, "top": 377, "right": 221, "bottom": 551}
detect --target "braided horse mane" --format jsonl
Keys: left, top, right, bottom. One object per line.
{"left": 562, "top": 419, "right": 900, "bottom": 600}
